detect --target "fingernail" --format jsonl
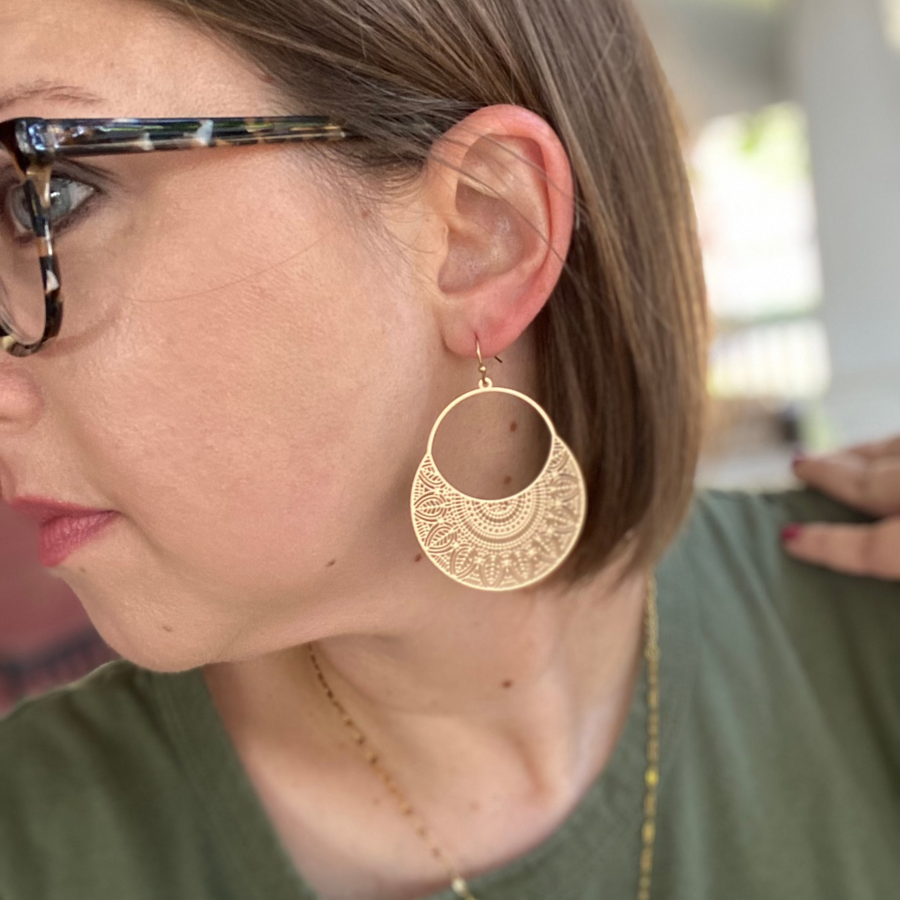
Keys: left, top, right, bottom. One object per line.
{"left": 791, "top": 452, "right": 808, "bottom": 468}
{"left": 781, "top": 524, "right": 803, "bottom": 543}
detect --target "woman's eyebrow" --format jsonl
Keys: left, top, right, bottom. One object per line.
{"left": 0, "top": 80, "right": 105, "bottom": 116}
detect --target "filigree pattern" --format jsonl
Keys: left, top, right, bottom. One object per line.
{"left": 411, "top": 433, "right": 587, "bottom": 591}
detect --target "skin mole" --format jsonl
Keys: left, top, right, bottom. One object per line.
{"left": 414, "top": 553, "right": 423, "bottom": 562}
{"left": 163, "top": 625, "right": 174, "bottom": 633}
{"left": 510, "top": 420, "right": 518, "bottom": 432}
{"left": 326, "top": 559, "right": 337, "bottom": 568}
{"left": 502, "top": 679, "right": 514, "bottom": 689}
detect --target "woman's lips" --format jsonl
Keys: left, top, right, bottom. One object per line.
{"left": 38, "top": 511, "right": 119, "bottom": 567}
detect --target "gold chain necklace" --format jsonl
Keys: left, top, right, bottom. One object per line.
{"left": 307, "top": 575, "right": 660, "bottom": 900}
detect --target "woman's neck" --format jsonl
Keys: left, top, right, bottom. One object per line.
{"left": 201, "top": 555, "right": 651, "bottom": 899}
{"left": 203, "top": 550, "right": 650, "bottom": 808}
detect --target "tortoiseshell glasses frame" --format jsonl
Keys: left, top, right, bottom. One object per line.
{"left": 0, "top": 116, "right": 361, "bottom": 357}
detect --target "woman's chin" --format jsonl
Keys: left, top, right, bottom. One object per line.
{"left": 87, "top": 615, "right": 217, "bottom": 673}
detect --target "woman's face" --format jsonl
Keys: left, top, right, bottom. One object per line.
{"left": 0, "top": 0, "right": 477, "bottom": 670}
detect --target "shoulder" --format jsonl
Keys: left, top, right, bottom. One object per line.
{"left": 671, "top": 485, "right": 900, "bottom": 767}
{"left": 0, "top": 657, "right": 180, "bottom": 810}
{"left": 654, "top": 489, "right": 900, "bottom": 892}
{"left": 675, "top": 484, "right": 900, "bottom": 640}
{"left": 681, "top": 485, "right": 900, "bottom": 611}
{"left": 0, "top": 657, "right": 166, "bottom": 768}
{"left": 682, "top": 484, "right": 885, "bottom": 568}
{"left": 0, "top": 659, "right": 196, "bottom": 885}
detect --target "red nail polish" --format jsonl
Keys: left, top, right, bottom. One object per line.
{"left": 781, "top": 524, "right": 803, "bottom": 543}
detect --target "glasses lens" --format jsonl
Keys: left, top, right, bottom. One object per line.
{"left": 0, "top": 177, "right": 47, "bottom": 347}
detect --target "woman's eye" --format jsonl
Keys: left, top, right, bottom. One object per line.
{"left": 49, "top": 177, "right": 96, "bottom": 228}
{"left": 4, "top": 176, "right": 97, "bottom": 239}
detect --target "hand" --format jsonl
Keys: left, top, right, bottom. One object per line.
{"left": 782, "top": 436, "right": 900, "bottom": 581}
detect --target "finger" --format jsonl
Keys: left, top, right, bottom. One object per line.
{"left": 782, "top": 518, "right": 900, "bottom": 581}
{"left": 840, "top": 436, "right": 900, "bottom": 461}
{"left": 794, "top": 435, "right": 900, "bottom": 475}
{"left": 792, "top": 453, "right": 900, "bottom": 517}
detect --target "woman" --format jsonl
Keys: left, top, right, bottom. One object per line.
{"left": 0, "top": 0, "right": 897, "bottom": 898}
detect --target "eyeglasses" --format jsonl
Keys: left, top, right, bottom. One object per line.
{"left": 0, "top": 116, "right": 360, "bottom": 357}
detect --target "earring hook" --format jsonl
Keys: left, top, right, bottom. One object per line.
{"left": 474, "top": 335, "right": 503, "bottom": 389}
{"left": 475, "top": 336, "right": 491, "bottom": 389}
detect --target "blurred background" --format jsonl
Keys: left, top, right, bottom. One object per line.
{"left": 640, "top": 0, "right": 900, "bottom": 486}
{"left": 2, "top": 0, "right": 899, "bottom": 712}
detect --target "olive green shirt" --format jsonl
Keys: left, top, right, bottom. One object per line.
{"left": 1, "top": 487, "right": 898, "bottom": 899}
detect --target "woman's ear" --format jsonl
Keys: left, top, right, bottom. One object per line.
{"left": 420, "top": 104, "right": 576, "bottom": 360}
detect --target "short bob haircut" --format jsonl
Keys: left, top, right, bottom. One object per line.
{"left": 150, "top": 0, "right": 710, "bottom": 589}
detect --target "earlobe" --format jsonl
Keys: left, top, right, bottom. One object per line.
{"left": 424, "top": 106, "right": 575, "bottom": 361}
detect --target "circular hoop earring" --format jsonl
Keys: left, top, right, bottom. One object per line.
{"left": 410, "top": 337, "right": 588, "bottom": 592}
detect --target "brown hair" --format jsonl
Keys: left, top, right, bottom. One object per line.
{"left": 150, "top": 0, "right": 710, "bottom": 588}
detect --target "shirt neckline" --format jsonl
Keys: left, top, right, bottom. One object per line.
{"left": 153, "top": 534, "right": 699, "bottom": 900}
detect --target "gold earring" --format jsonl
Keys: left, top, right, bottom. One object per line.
{"left": 410, "top": 337, "right": 588, "bottom": 591}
